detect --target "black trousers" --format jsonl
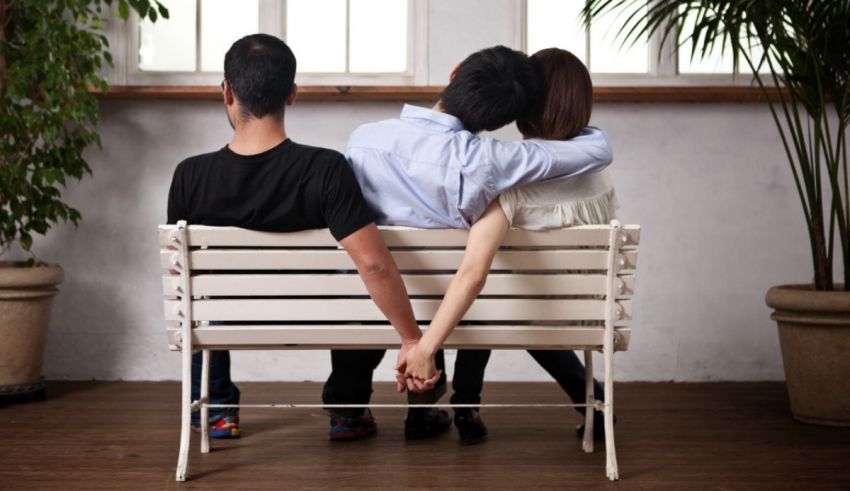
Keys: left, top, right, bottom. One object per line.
{"left": 451, "top": 349, "right": 604, "bottom": 415}
{"left": 322, "top": 349, "right": 447, "bottom": 417}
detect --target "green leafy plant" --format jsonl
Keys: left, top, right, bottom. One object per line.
{"left": 583, "top": 0, "right": 849, "bottom": 290}
{"left": 0, "top": 0, "right": 167, "bottom": 257}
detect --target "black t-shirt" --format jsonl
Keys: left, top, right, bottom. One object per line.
{"left": 167, "top": 139, "right": 375, "bottom": 241}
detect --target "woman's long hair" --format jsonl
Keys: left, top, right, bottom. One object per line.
{"left": 517, "top": 48, "right": 593, "bottom": 141}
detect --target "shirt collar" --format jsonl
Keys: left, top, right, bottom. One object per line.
{"left": 399, "top": 104, "right": 465, "bottom": 132}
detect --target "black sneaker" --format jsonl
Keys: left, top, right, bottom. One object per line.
{"left": 404, "top": 408, "right": 452, "bottom": 440}
{"left": 454, "top": 408, "right": 488, "bottom": 444}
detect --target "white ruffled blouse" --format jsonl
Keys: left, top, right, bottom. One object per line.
{"left": 498, "top": 169, "right": 618, "bottom": 229}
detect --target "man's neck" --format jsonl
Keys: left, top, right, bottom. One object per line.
{"left": 229, "top": 117, "right": 288, "bottom": 156}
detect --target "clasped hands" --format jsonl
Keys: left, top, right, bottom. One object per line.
{"left": 395, "top": 339, "right": 441, "bottom": 393}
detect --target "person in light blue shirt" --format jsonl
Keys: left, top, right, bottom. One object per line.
{"left": 335, "top": 46, "right": 613, "bottom": 443}
{"left": 346, "top": 104, "right": 612, "bottom": 230}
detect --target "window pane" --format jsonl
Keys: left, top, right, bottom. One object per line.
{"left": 349, "top": 0, "right": 408, "bottom": 73}
{"left": 286, "top": 0, "right": 346, "bottom": 73}
{"left": 589, "top": 2, "right": 648, "bottom": 73}
{"left": 678, "top": 12, "right": 734, "bottom": 74}
{"left": 200, "top": 0, "right": 259, "bottom": 72}
{"left": 139, "top": 1, "right": 196, "bottom": 71}
{"left": 526, "top": 0, "right": 586, "bottom": 64}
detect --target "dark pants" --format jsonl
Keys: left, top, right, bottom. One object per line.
{"left": 322, "top": 349, "right": 448, "bottom": 417}
{"left": 451, "top": 349, "right": 603, "bottom": 415}
{"left": 190, "top": 350, "right": 240, "bottom": 426}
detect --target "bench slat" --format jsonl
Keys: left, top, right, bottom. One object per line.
{"left": 161, "top": 273, "right": 637, "bottom": 297}
{"left": 158, "top": 225, "right": 641, "bottom": 248}
{"left": 163, "top": 298, "right": 632, "bottom": 322}
{"left": 159, "top": 249, "right": 638, "bottom": 271}
{"left": 165, "top": 325, "right": 631, "bottom": 351}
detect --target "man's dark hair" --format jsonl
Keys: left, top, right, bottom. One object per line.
{"left": 224, "top": 34, "right": 296, "bottom": 119}
{"left": 439, "top": 46, "right": 542, "bottom": 134}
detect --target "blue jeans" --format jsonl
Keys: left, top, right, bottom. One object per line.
{"left": 191, "top": 350, "right": 240, "bottom": 426}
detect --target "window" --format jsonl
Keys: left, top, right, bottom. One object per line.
{"left": 524, "top": 0, "right": 764, "bottom": 85}
{"left": 127, "top": 0, "right": 426, "bottom": 86}
{"left": 526, "top": 0, "right": 648, "bottom": 74}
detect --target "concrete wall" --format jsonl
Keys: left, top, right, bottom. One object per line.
{"left": 14, "top": 0, "right": 827, "bottom": 382}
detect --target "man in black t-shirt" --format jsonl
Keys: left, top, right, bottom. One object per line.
{"left": 167, "top": 34, "right": 443, "bottom": 441}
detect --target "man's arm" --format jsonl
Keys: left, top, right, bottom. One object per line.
{"left": 397, "top": 200, "right": 509, "bottom": 388}
{"left": 339, "top": 223, "right": 441, "bottom": 391}
{"left": 483, "top": 127, "right": 613, "bottom": 194}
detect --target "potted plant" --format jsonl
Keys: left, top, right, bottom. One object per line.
{"left": 583, "top": 0, "right": 849, "bottom": 425}
{"left": 0, "top": 0, "right": 166, "bottom": 403}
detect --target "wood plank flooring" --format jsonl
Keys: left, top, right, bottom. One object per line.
{"left": 1, "top": 382, "right": 849, "bottom": 490}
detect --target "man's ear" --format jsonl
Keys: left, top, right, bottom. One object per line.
{"left": 286, "top": 84, "right": 298, "bottom": 106}
{"left": 449, "top": 64, "right": 460, "bottom": 82}
{"left": 222, "top": 80, "right": 235, "bottom": 106}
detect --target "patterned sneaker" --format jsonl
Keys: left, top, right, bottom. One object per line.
{"left": 329, "top": 409, "right": 377, "bottom": 441}
{"left": 192, "top": 415, "right": 241, "bottom": 439}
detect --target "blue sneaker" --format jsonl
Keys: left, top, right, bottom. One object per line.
{"left": 329, "top": 409, "right": 377, "bottom": 441}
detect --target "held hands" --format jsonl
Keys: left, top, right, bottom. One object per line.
{"left": 395, "top": 340, "right": 441, "bottom": 394}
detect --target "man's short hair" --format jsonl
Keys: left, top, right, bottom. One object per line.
{"left": 439, "top": 45, "right": 542, "bottom": 134}
{"left": 224, "top": 34, "right": 296, "bottom": 119}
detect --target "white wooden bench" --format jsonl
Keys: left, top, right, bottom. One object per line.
{"left": 159, "top": 220, "right": 640, "bottom": 482}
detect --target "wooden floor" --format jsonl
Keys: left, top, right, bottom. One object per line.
{"left": 1, "top": 382, "right": 849, "bottom": 490}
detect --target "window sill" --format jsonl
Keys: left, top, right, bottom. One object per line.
{"left": 93, "top": 85, "right": 781, "bottom": 103}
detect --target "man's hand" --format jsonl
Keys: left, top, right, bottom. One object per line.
{"left": 395, "top": 340, "right": 417, "bottom": 392}
{"left": 395, "top": 340, "right": 441, "bottom": 393}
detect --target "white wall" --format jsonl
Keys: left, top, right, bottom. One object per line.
{"left": 26, "top": 99, "right": 813, "bottom": 383}
{"left": 17, "top": 1, "right": 825, "bottom": 382}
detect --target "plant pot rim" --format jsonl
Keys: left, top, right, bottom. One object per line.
{"left": 0, "top": 262, "right": 64, "bottom": 289}
{"left": 766, "top": 283, "right": 849, "bottom": 314}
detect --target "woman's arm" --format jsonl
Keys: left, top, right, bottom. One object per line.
{"left": 397, "top": 199, "right": 510, "bottom": 387}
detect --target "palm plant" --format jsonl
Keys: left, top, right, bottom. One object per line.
{"left": 583, "top": 0, "right": 849, "bottom": 291}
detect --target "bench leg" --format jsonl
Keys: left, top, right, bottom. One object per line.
{"left": 603, "top": 342, "right": 619, "bottom": 480}
{"left": 176, "top": 346, "right": 192, "bottom": 481}
{"left": 582, "top": 350, "right": 595, "bottom": 453}
{"left": 200, "top": 349, "right": 211, "bottom": 454}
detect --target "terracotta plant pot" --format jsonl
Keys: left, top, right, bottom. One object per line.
{"left": 0, "top": 262, "right": 64, "bottom": 402}
{"left": 766, "top": 284, "right": 850, "bottom": 426}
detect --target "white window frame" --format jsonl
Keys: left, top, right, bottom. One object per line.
{"left": 519, "top": 0, "right": 761, "bottom": 87}
{"left": 118, "top": 0, "right": 429, "bottom": 86}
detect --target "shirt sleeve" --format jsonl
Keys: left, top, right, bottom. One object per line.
{"left": 483, "top": 126, "right": 613, "bottom": 195}
{"left": 166, "top": 162, "right": 186, "bottom": 225}
{"left": 321, "top": 156, "right": 377, "bottom": 241}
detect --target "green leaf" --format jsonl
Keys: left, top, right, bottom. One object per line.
{"left": 118, "top": 1, "right": 130, "bottom": 20}
{"left": 20, "top": 234, "right": 33, "bottom": 252}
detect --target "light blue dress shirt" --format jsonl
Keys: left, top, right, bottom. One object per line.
{"left": 345, "top": 104, "right": 613, "bottom": 229}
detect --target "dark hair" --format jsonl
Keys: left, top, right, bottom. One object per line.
{"left": 223, "top": 34, "right": 296, "bottom": 119}
{"left": 439, "top": 46, "right": 542, "bottom": 134}
{"left": 516, "top": 48, "right": 592, "bottom": 140}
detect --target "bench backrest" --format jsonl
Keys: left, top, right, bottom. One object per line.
{"left": 159, "top": 222, "right": 639, "bottom": 351}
